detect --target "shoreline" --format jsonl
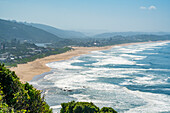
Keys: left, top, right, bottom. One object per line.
{"left": 10, "top": 41, "right": 170, "bottom": 82}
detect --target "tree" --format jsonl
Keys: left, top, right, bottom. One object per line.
{"left": 60, "top": 101, "right": 117, "bottom": 113}
{"left": 100, "top": 107, "right": 117, "bottom": 113}
{"left": 0, "top": 63, "right": 52, "bottom": 112}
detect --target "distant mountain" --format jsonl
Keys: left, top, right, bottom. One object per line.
{"left": 94, "top": 32, "right": 170, "bottom": 38}
{"left": 0, "top": 19, "right": 63, "bottom": 43}
{"left": 26, "top": 23, "right": 87, "bottom": 39}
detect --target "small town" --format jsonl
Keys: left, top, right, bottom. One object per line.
{"left": 0, "top": 39, "right": 71, "bottom": 66}
{"left": 0, "top": 40, "right": 43, "bottom": 61}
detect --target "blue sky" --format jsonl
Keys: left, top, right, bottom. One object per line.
{"left": 0, "top": 0, "right": 170, "bottom": 32}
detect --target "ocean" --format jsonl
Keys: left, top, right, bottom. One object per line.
{"left": 30, "top": 41, "right": 170, "bottom": 113}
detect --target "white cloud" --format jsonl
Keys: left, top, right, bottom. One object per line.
{"left": 148, "top": 5, "right": 156, "bottom": 10}
{"left": 140, "top": 5, "right": 157, "bottom": 10}
{"left": 140, "top": 6, "right": 147, "bottom": 10}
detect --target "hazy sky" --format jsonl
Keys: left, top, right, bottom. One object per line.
{"left": 0, "top": 0, "right": 170, "bottom": 32}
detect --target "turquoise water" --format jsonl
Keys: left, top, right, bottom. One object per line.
{"left": 30, "top": 41, "right": 170, "bottom": 113}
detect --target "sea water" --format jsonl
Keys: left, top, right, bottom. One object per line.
{"left": 30, "top": 41, "right": 170, "bottom": 113}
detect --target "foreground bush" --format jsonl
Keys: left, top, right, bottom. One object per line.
{"left": 0, "top": 63, "right": 117, "bottom": 113}
{"left": 60, "top": 101, "right": 117, "bottom": 113}
{"left": 100, "top": 107, "right": 117, "bottom": 113}
{"left": 0, "top": 63, "right": 52, "bottom": 112}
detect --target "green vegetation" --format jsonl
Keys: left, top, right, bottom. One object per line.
{"left": 1, "top": 19, "right": 170, "bottom": 48}
{"left": 73, "top": 34, "right": 170, "bottom": 47}
{"left": 27, "top": 23, "right": 87, "bottom": 39}
{"left": 6, "top": 46, "right": 72, "bottom": 67}
{"left": 0, "top": 19, "right": 63, "bottom": 43}
{"left": 0, "top": 63, "right": 52, "bottom": 112}
{"left": 60, "top": 101, "right": 117, "bottom": 113}
{"left": 50, "top": 34, "right": 170, "bottom": 48}
{"left": 0, "top": 39, "right": 72, "bottom": 67}
{"left": 0, "top": 63, "right": 117, "bottom": 113}
{"left": 100, "top": 107, "right": 117, "bottom": 113}
{"left": 0, "top": 90, "right": 10, "bottom": 112}
{"left": 1, "top": 18, "right": 169, "bottom": 113}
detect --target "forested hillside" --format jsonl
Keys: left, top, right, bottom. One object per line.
{"left": 27, "top": 23, "right": 87, "bottom": 39}
{"left": 0, "top": 19, "right": 63, "bottom": 43}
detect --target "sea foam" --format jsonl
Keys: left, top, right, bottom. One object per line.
{"left": 30, "top": 41, "right": 170, "bottom": 113}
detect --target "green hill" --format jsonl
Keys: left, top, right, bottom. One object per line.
{"left": 27, "top": 23, "right": 87, "bottom": 39}
{"left": 0, "top": 19, "right": 63, "bottom": 43}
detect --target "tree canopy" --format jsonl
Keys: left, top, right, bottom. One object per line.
{"left": 0, "top": 63, "right": 117, "bottom": 113}
{"left": 60, "top": 101, "right": 117, "bottom": 113}
{"left": 0, "top": 63, "right": 52, "bottom": 112}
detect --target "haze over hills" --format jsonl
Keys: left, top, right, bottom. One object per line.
{"left": 0, "top": 19, "right": 64, "bottom": 43}
{"left": 1, "top": 0, "right": 170, "bottom": 112}
{"left": 22, "top": 22, "right": 170, "bottom": 40}
{"left": 94, "top": 32, "right": 170, "bottom": 39}
{"left": 1, "top": 18, "right": 170, "bottom": 48}
{"left": 25, "top": 23, "right": 88, "bottom": 39}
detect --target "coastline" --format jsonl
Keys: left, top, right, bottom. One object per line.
{"left": 10, "top": 41, "right": 169, "bottom": 82}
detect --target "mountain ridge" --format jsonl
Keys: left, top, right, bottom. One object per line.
{"left": 94, "top": 32, "right": 170, "bottom": 38}
{"left": 25, "top": 23, "right": 88, "bottom": 39}
{"left": 0, "top": 19, "right": 63, "bottom": 43}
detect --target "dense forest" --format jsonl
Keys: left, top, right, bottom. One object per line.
{"left": 0, "top": 19, "right": 66, "bottom": 43}
{"left": 0, "top": 63, "right": 117, "bottom": 113}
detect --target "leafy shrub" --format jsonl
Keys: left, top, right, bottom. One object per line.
{"left": 0, "top": 63, "right": 52, "bottom": 113}
{"left": 100, "top": 107, "right": 117, "bottom": 113}
{"left": 60, "top": 101, "right": 117, "bottom": 113}
{"left": 0, "top": 63, "right": 118, "bottom": 113}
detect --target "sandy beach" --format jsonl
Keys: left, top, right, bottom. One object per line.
{"left": 10, "top": 41, "right": 169, "bottom": 82}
